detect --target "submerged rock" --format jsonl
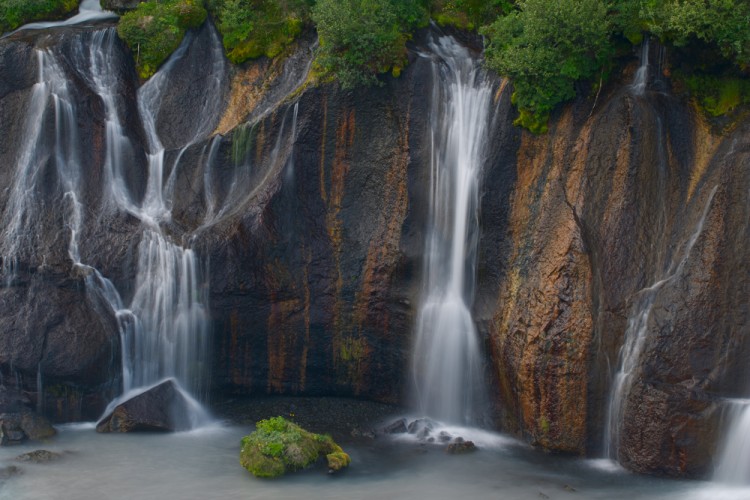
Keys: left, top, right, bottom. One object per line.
{"left": 0, "top": 388, "right": 56, "bottom": 446}
{"left": 239, "top": 416, "right": 350, "bottom": 478}
{"left": 96, "top": 380, "right": 193, "bottom": 433}
{"left": 15, "top": 449, "right": 62, "bottom": 463}
{"left": 445, "top": 440, "right": 477, "bottom": 454}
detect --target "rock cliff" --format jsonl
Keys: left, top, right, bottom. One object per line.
{"left": 0, "top": 20, "right": 747, "bottom": 478}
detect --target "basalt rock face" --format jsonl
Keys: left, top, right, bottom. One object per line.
{"left": 0, "top": 19, "right": 748, "bottom": 480}
{"left": 484, "top": 75, "right": 750, "bottom": 477}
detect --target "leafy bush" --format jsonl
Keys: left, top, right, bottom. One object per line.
{"left": 682, "top": 72, "right": 750, "bottom": 117}
{"left": 208, "top": 0, "right": 311, "bottom": 64}
{"left": 117, "top": 0, "right": 207, "bottom": 79}
{"left": 431, "top": 0, "right": 511, "bottom": 31}
{"left": 0, "top": 0, "right": 78, "bottom": 33}
{"left": 647, "top": 0, "right": 750, "bottom": 69}
{"left": 312, "top": 0, "right": 428, "bottom": 88}
{"left": 482, "top": 0, "right": 612, "bottom": 133}
{"left": 239, "top": 416, "right": 350, "bottom": 478}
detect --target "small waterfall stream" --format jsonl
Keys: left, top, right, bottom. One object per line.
{"left": 410, "top": 34, "right": 492, "bottom": 425}
{"left": 604, "top": 185, "right": 718, "bottom": 460}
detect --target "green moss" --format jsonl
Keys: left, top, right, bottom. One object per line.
{"left": 326, "top": 449, "right": 351, "bottom": 472}
{"left": 539, "top": 416, "right": 550, "bottom": 434}
{"left": 0, "top": 0, "right": 78, "bottom": 33}
{"left": 682, "top": 73, "right": 750, "bottom": 117}
{"left": 208, "top": 0, "right": 310, "bottom": 65}
{"left": 239, "top": 416, "right": 350, "bottom": 478}
{"left": 513, "top": 107, "right": 548, "bottom": 135}
{"left": 117, "top": 0, "right": 207, "bottom": 79}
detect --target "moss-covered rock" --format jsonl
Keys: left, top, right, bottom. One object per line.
{"left": 239, "top": 416, "right": 350, "bottom": 478}
{"left": 116, "top": 0, "right": 206, "bottom": 79}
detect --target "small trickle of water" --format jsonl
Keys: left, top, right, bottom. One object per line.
{"left": 410, "top": 34, "right": 492, "bottom": 425}
{"left": 631, "top": 38, "right": 650, "bottom": 96}
{"left": 603, "top": 186, "right": 718, "bottom": 459}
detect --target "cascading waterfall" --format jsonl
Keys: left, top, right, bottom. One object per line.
{"left": 603, "top": 185, "right": 718, "bottom": 459}
{"left": 410, "top": 34, "right": 492, "bottom": 425}
{"left": 0, "top": 50, "right": 80, "bottom": 283}
{"left": 0, "top": 27, "right": 217, "bottom": 424}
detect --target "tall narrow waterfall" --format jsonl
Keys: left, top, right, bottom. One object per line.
{"left": 604, "top": 186, "right": 718, "bottom": 459}
{"left": 410, "top": 35, "right": 492, "bottom": 425}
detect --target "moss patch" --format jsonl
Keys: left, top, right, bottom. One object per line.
{"left": 116, "top": 0, "right": 206, "bottom": 79}
{"left": 239, "top": 416, "right": 350, "bottom": 478}
{"left": 682, "top": 72, "right": 750, "bottom": 117}
{"left": 0, "top": 0, "right": 78, "bottom": 33}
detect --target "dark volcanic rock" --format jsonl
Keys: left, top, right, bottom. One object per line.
{"left": 445, "top": 440, "right": 476, "bottom": 454}
{"left": 96, "top": 380, "right": 193, "bottom": 433}
{"left": 382, "top": 418, "right": 408, "bottom": 434}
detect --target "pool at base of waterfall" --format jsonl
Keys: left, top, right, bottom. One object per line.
{"left": 0, "top": 398, "right": 743, "bottom": 500}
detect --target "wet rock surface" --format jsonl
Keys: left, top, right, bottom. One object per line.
{"left": 96, "top": 380, "right": 194, "bottom": 433}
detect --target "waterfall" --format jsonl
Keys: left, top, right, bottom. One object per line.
{"left": 603, "top": 185, "right": 718, "bottom": 459}
{"left": 0, "top": 50, "right": 80, "bottom": 283}
{"left": 716, "top": 401, "right": 750, "bottom": 483}
{"left": 631, "top": 38, "right": 649, "bottom": 95}
{"left": 410, "top": 34, "right": 492, "bottom": 425}
{"left": 0, "top": 27, "right": 217, "bottom": 424}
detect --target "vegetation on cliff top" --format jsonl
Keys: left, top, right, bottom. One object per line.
{"left": 117, "top": 0, "right": 206, "bottom": 79}
{"left": 0, "top": 0, "right": 78, "bottom": 33}
{"left": 239, "top": 416, "right": 350, "bottom": 478}
{"left": 26, "top": 0, "right": 742, "bottom": 130}
{"left": 208, "top": 0, "right": 311, "bottom": 64}
{"left": 311, "top": 0, "right": 428, "bottom": 88}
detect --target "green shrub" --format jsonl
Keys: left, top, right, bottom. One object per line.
{"left": 117, "top": 0, "right": 207, "bottom": 79}
{"left": 0, "top": 0, "right": 78, "bottom": 33}
{"left": 431, "top": 0, "right": 511, "bottom": 31}
{"left": 482, "top": 0, "right": 613, "bottom": 133}
{"left": 683, "top": 73, "right": 750, "bottom": 117}
{"left": 208, "top": 0, "right": 311, "bottom": 64}
{"left": 312, "top": 0, "right": 428, "bottom": 88}
{"left": 239, "top": 416, "right": 350, "bottom": 478}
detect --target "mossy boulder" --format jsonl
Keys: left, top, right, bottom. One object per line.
{"left": 239, "top": 416, "right": 351, "bottom": 478}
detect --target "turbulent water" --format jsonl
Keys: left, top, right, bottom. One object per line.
{"left": 410, "top": 34, "right": 492, "bottom": 425}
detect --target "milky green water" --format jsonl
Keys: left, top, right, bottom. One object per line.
{"left": 0, "top": 423, "right": 745, "bottom": 500}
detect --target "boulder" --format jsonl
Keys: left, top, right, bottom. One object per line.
{"left": 382, "top": 418, "right": 407, "bottom": 434}
{"left": 239, "top": 416, "right": 350, "bottom": 478}
{"left": 445, "top": 440, "right": 477, "bottom": 454}
{"left": 0, "top": 387, "right": 56, "bottom": 445}
{"left": 96, "top": 380, "right": 193, "bottom": 433}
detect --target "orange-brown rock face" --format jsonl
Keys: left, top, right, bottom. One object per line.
{"left": 484, "top": 77, "right": 750, "bottom": 477}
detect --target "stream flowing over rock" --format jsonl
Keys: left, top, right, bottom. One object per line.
{"left": 0, "top": 19, "right": 747, "bottom": 479}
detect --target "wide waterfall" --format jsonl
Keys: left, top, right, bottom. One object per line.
{"left": 410, "top": 34, "right": 492, "bottom": 425}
